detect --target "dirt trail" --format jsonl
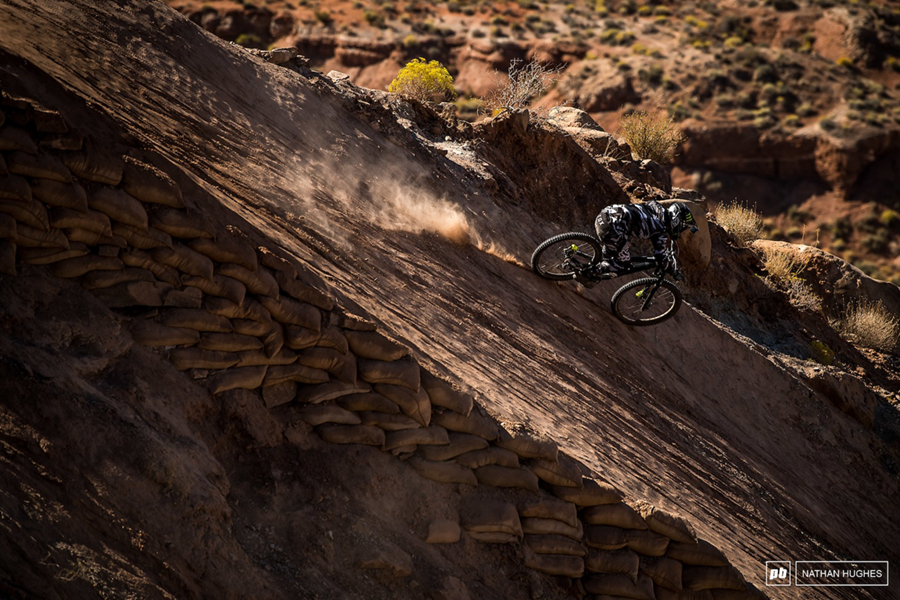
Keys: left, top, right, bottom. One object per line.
{"left": 1, "top": 1, "right": 898, "bottom": 599}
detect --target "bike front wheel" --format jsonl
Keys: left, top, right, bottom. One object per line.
{"left": 531, "top": 232, "right": 603, "bottom": 281}
{"left": 610, "top": 277, "right": 682, "bottom": 326}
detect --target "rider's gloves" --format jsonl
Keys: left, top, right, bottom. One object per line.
{"left": 672, "top": 269, "right": 684, "bottom": 281}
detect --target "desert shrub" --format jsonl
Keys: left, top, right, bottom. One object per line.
{"left": 715, "top": 201, "right": 763, "bottom": 245}
{"left": 235, "top": 33, "right": 263, "bottom": 48}
{"left": 836, "top": 56, "right": 854, "bottom": 68}
{"left": 759, "top": 244, "right": 805, "bottom": 283}
{"left": 836, "top": 300, "right": 900, "bottom": 353}
{"left": 789, "top": 278, "right": 821, "bottom": 312}
{"left": 810, "top": 340, "right": 834, "bottom": 365}
{"left": 483, "top": 59, "right": 564, "bottom": 114}
{"left": 880, "top": 209, "right": 900, "bottom": 227}
{"left": 314, "top": 10, "right": 333, "bottom": 25}
{"left": 389, "top": 58, "right": 457, "bottom": 102}
{"left": 617, "top": 111, "right": 685, "bottom": 164}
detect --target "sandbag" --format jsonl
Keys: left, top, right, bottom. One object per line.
{"left": 337, "top": 392, "right": 400, "bottom": 414}
{"left": 163, "top": 286, "right": 203, "bottom": 309}
{"left": 474, "top": 465, "right": 540, "bottom": 493}
{"left": 383, "top": 427, "right": 449, "bottom": 451}
{"left": 274, "top": 269, "right": 334, "bottom": 310}
{"left": 130, "top": 320, "right": 200, "bottom": 347}
{"left": 528, "top": 455, "right": 584, "bottom": 488}
{"left": 523, "top": 550, "right": 584, "bottom": 578}
{"left": 29, "top": 178, "right": 88, "bottom": 212}
{"left": 551, "top": 478, "right": 624, "bottom": 506}
{"left": 168, "top": 347, "right": 240, "bottom": 370}
{"left": 112, "top": 223, "right": 173, "bottom": 250}
{"left": 419, "top": 371, "right": 473, "bottom": 416}
{"left": 259, "top": 295, "right": 321, "bottom": 330}
{"left": 207, "top": 366, "right": 267, "bottom": 395}
{"left": 406, "top": 457, "right": 477, "bottom": 485}
{"left": 188, "top": 235, "right": 257, "bottom": 271}
{"left": 344, "top": 330, "right": 408, "bottom": 361}
{"left": 63, "top": 228, "right": 124, "bottom": 247}
{"left": 159, "top": 308, "right": 233, "bottom": 332}
{"left": 0, "top": 174, "right": 31, "bottom": 202}
{"left": 584, "top": 548, "right": 640, "bottom": 579}
{"left": 374, "top": 383, "right": 430, "bottom": 427}
{"left": 149, "top": 207, "right": 214, "bottom": 239}
{"left": 583, "top": 573, "right": 656, "bottom": 600}
{"left": 60, "top": 148, "right": 124, "bottom": 185}
{"left": 259, "top": 321, "right": 283, "bottom": 358}
{"left": 284, "top": 325, "right": 320, "bottom": 350}
{"left": 0, "top": 126, "right": 38, "bottom": 153}
{"left": 151, "top": 243, "right": 214, "bottom": 279}
{"left": 50, "top": 207, "right": 112, "bottom": 236}
{"left": 431, "top": 408, "right": 499, "bottom": 440}
{"left": 120, "top": 156, "right": 184, "bottom": 208}
{"left": 625, "top": 529, "right": 670, "bottom": 557}
{"left": 496, "top": 426, "right": 559, "bottom": 461}
{"left": 236, "top": 347, "right": 298, "bottom": 367}
{"left": 518, "top": 496, "right": 578, "bottom": 529}
{"left": 15, "top": 224, "right": 69, "bottom": 249}
{"left": 584, "top": 526, "right": 629, "bottom": 550}
{"left": 416, "top": 432, "right": 489, "bottom": 461}
{"left": 0, "top": 194, "right": 50, "bottom": 231}
{"left": 6, "top": 151, "right": 71, "bottom": 182}
{"left": 81, "top": 266, "right": 156, "bottom": 290}
{"left": 232, "top": 318, "right": 273, "bottom": 338}
{"left": 88, "top": 187, "right": 148, "bottom": 229}
{"left": 666, "top": 540, "right": 729, "bottom": 567}
{"left": 357, "top": 358, "right": 420, "bottom": 390}
{"left": 263, "top": 363, "right": 330, "bottom": 387}
{"left": 525, "top": 534, "right": 587, "bottom": 557}
{"left": 455, "top": 447, "right": 519, "bottom": 469}
{"left": 313, "top": 325, "right": 348, "bottom": 353}
{"left": 583, "top": 503, "right": 649, "bottom": 530}
{"left": 682, "top": 566, "right": 747, "bottom": 592}
{"left": 296, "top": 347, "right": 356, "bottom": 383}
{"left": 634, "top": 501, "right": 697, "bottom": 544}
{"left": 467, "top": 531, "right": 519, "bottom": 544}
{"left": 358, "top": 410, "right": 420, "bottom": 431}
{"left": 262, "top": 381, "right": 297, "bottom": 409}
{"left": 0, "top": 239, "right": 15, "bottom": 276}
{"left": 51, "top": 254, "right": 122, "bottom": 278}
{"left": 425, "top": 520, "right": 461, "bottom": 544}
{"left": 205, "top": 296, "right": 272, "bottom": 324}
{"left": 522, "top": 517, "right": 584, "bottom": 541}
{"left": 641, "top": 557, "right": 683, "bottom": 592}
{"left": 181, "top": 273, "right": 246, "bottom": 305}
{"left": 299, "top": 405, "right": 361, "bottom": 427}
{"left": 18, "top": 243, "right": 89, "bottom": 265}
{"left": 120, "top": 248, "right": 181, "bottom": 285}
{"left": 0, "top": 213, "right": 16, "bottom": 240}
{"left": 295, "top": 381, "right": 371, "bottom": 404}
{"left": 330, "top": 311, "right": 376, "bottom": 331}
{"left": 198, "top": 332, "right": 264, "bottom": 352}
{"left": 460, "top": 499, "right": 522, "bottom": 537}
{"left": 218, "top": 263, "right": 279, "bottom": 298}
{"left": 91, "top": 280, "right": 172, "bottom": 307}
{"left": 317, "top": 424, "right": 385, "bottom": 446}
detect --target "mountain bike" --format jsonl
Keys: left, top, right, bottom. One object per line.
{"left": 531, "top": 232, "right": 683, "bottom": 326}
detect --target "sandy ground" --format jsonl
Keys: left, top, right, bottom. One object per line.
{"left": 0, "top": 1, "right": 898, "bottom": 599}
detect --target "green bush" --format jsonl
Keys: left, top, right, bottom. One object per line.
{"left": 810, "top": 340, "right": 834, "bottom": 365}
{"left": 235, "top": 33, "right": 263, "bottom": 48}
{"left": 389, "top": 58, "right": 457, "bottom": 103}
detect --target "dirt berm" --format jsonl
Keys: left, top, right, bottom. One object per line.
{"left": 0, "top": 1, "right": 898, "bottom": 599}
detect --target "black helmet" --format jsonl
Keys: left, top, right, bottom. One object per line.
{"left": 666, "top": 202, "right": 697, "bottom": 237}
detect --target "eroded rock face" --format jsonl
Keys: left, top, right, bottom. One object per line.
{"left": 556, "top": 62, "right": 641, "bottom": 113}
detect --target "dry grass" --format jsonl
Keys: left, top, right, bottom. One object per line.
{"left": 835, "top": 300, "right": 900, "bottom": 353}
{"left": 483, "top": 59, "right": 564, "bottom": 115}
{"left": 715, "top": 201, "right": 763, "bottom": 245}
{"left": 759, "top": 244, "right": 807, "bottom": 284}
{"left": 617, "top": 111, "right": 686, "bottom": 164}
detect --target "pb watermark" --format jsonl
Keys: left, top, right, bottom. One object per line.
{"left": 796, "top": 561, "right": 889, "bottom": 587}
{"left": 765, "top": 561, "right": 792, "bottom": 586}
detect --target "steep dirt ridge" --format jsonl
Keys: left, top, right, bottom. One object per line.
{"left": 0, "top": 1, "right": 898, "bottom": 599}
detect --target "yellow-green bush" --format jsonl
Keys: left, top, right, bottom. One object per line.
{"left": 618, "top": 111, "right": 685, "bottom": 164}
{"left": 389, "top": 58, "right": 457, "bottom": 103}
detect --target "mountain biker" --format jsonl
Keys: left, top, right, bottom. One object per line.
{"left": 580, "top": 201, "right": 697, "bottom": 286}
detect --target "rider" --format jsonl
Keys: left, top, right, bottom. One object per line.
{"left": 581, "top": 201, "right": 697, "bottom": 285}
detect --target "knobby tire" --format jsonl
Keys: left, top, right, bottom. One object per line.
{"left": 610, "top": 277, "right": 682, "bottom": 326}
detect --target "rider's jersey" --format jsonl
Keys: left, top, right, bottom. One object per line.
{"left": 597, "top": 201, "right": 669, "bottom": 265}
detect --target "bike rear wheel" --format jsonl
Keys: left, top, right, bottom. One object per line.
{"left": 531, "top": 232, "right": 603, "bottom": 281}
{"left": 610, "top": 277, "right": 682, "bottom": 326}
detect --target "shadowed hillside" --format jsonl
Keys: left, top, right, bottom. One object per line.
{"left": 0, "top": 1, "right": 898, "bottom": 599}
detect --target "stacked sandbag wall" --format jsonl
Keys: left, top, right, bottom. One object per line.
{"left": 0, "top": 92, "right": 765, "bottom": 600}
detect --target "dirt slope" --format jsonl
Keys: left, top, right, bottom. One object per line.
{"left": 1, "top": 1, "right": 898, "bottom": 599}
